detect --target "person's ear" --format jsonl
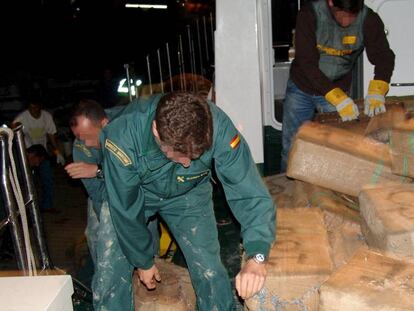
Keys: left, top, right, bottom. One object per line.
{"left": 101, "top": 117, "right": 109, "bottom": 128}
{"left": 152, "top": 121, "right": 160, "bottom": 139}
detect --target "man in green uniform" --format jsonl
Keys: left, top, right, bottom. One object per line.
{"left": 65, "top": 99, "right": 158, "bottom": 311}
{"left": 102, "top": 92, "right": 276, "bottom": 310}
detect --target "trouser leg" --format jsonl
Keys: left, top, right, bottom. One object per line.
{"left": 146, "top": 215, "right": 160, "bottom": 257}
{"left": 85, "top": 198, "right": 99, "bottom": 266}
{"left": 38, "top": 159, "right": 54, "bottom": 210}
{"left": 281, "top": 79, "right": 317, "bottom": 172}
{"left": 159, "top": 190, "right": 233, "bottom": 311}
{"left": 92, "top": 202, "right": 134, "bottom": 311}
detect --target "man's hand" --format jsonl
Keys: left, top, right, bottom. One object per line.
{"left": 137, "top": 264, "right": 161, "bottom": 290}
{"left": 56, "top": 152, "right": 66, "bottom": 166}
{"left": 325, "top": 88, "right": 359, "bottom": 122}
{"left": 65, "top": 162, "right": 98, "bottom": 179}
{"left": 235, "top": 259, "right": 267, "bottom": 300}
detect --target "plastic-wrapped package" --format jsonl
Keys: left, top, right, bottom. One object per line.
{"left": 287, "top": 122, "right": 411, "bottom": 197}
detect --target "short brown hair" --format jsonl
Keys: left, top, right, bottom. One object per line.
{"left": 332, "top": 0, "right": 363, "bottom": 13}
{"left": 70, "top": 99, "right": 106, "bottom": 127}
{"left": 155, "top": 92, "right": 213, "bottom": 158}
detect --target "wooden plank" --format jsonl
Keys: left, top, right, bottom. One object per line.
{"left": 0, "top": 269, "right": 65, "bottom": 277}
{"left": 320, "top": 248, "right": 414, "bottom": 310}
{"left": 359, "top": 184, "right": 414, "bottom": 258}
{"left": 246, "top": 208, "right": 333, "bottom": 311}
{"left": 287, "top": 122, "right": 410, "bottom": 197}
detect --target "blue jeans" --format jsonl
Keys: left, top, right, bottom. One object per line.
{"left": 281, "top": 79, "right": 336, "bottom": 172}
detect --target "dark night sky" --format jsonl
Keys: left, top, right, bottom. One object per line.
{"left": 0, "top": 0, "right": 211, "bottom": 81}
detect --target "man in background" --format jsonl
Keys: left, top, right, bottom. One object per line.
{"left": 13, "top": 98, "right": 65, "bottom": 212}
{"left": 281, "top": 0, "right": 394, "bottom": 172}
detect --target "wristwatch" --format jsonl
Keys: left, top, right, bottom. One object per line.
{"left": 96, "top": 165, "right": 104, "bottom": 179}
{"left": 250, "top": 253, "right": 266, "bottom": 264}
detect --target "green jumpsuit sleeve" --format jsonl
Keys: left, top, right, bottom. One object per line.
{"left": 212, "top": 106, "right": 276, "bottom": 257}
{"left": 101, "top": 130, "right": 155, "bottom": 269}
{"left": 72, "top": 140, "right": 106, "bottom": 218}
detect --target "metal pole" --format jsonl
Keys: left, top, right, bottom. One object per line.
{"left": 146, "top": 55, "right": 153, "bottom": 95}
{"left": 177, "top": 48, "right": 184, "bottom": 91}
{"left": 0, "top": 132, "right": 28, "bottom": 272}
{"left": 179, "top": 36, "right": 187, "bottom": 91}
{"left": 13, "top": 126, "right": 51, "bottom": 270}
{"left": 124, "top": 64, "right": 133, "bottom": 102}
{"left": 157, "top": 49, "right": 164, "bottom": 93}
{"left": 187, "top": 25, "right": 195, "bottom": 91}
{"left": 203, "top": 16, "right": 209, "bottom": 62}
{"left": 166, "top": 43, "right": 174, "bottom": 92}
{"left": 196, "top": 19, "right": 204, "bottom": 76}
{"left": 210, "top": 12, "right": 214, "bottom": 57}
{"left": 191, "top": 40, "right": 198, "bottom": 93}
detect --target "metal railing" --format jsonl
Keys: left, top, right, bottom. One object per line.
{"left": 124, "top": 12, "right": 216, "bottom": 100}
{"left": 0, "top": 125, "right": 51, "bottom": 274}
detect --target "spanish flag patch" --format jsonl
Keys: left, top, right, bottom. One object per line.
{"left": 229, "top": 134, "right": 241, "bottom": 149}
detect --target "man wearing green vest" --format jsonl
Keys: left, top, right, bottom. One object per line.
{"left": 281, "top": 0, "right": 395, "bottom": 172}
{"left": 65, "top": 100, "right": 159, "bottom": 311}
{"left": 101, "top": 92, "right": 276, "bottom": 310}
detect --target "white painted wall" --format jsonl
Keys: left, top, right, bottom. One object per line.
{"left": 215, "top": 0, "right": 274, "bottom": 163}
{"left": 364, "top": 0, "right": 414, "bottom": 96}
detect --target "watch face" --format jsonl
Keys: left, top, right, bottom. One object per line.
{"left": 255, "top": 253, "right": 265, "bottom": 262}
{"left": 96, "top": 169, "right": 104, "bottom": 179}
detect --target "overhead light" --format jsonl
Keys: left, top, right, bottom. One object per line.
{"left": 125, "top": 4, "right": 168, "bottom": 9}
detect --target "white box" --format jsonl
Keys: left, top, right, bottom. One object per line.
{"left": 0, "top": 275, "right": 74, "bottom": 311}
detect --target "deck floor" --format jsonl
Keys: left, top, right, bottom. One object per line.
{"left": 1, "top": 164, "right": 256, "bottom": 310}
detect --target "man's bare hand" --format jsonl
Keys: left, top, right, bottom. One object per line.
{"left": 235, "top": 259, "right": 267, "bottom": 300}
{"left": 65, "top": 162, "right": 98, "bottom": 179}
{"left": 138, "top": 264, "right": 161, "bottom": 290}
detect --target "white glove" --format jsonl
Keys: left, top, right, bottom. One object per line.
{"left": 56, "top": 152, "right": 66, "bottom": 166}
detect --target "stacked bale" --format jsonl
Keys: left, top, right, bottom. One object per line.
{"left": 133, "top": 260, "right": 196, "bottom": 311}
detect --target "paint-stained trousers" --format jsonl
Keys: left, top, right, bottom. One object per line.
{"left": 145, "top": 182, "right": 234, "bottom": 311}
{"left": 86, "top": 201, "right": 134, "bottom": 311}
{"left": 86, "top": 200, "right": 161, "bottom": 311}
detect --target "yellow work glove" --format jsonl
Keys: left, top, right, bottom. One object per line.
{"left": 364, "top": 80, "right": 389, "bottom": 117}
{"left": 325, "top": 88, "right": 359, "bottom": 122}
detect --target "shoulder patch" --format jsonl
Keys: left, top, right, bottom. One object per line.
{"left": 74, "top": 142, "right": 92, "bottom": 157}
{"left": 105, "top": 139, "right": 132, "bottom": 166}
{"left": 230, "top": 134, "right": 241, "bottom": 149}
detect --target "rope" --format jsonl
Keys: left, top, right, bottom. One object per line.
{"left": 0, "top": 127, "right": 37, "bottom": 276}
{"left": 253, "top": 284, "right": 321, "bottom": 311}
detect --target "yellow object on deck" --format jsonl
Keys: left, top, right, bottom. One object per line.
{"left": 159, "top": 222, "right": 176, "bottom": 257}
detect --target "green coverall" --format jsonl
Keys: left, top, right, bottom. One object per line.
{"left": 72, "top": 106, "right": 135, "bottom": 311}
{"left": 101, "top": 95, "right": 276, "bottom": 310}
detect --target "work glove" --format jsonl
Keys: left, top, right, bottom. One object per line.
{"left": 325, "top": 88, "right": 359, "bottom": 122}
{"left": 364, "top": 80, "right": 389, "bottom": 117}
{"left": 54, "top": 150, "right": 66, "bottom": 166}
